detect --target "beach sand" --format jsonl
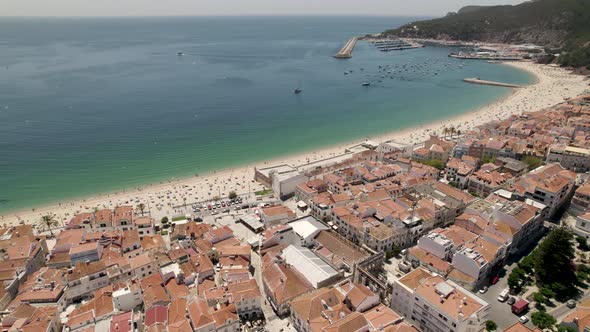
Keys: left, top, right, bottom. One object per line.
{"left": 2, "top": 61, "right": 588, "bottom": 227}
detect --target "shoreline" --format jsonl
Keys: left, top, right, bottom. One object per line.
{"left": 1, "top": 60, "right": 587, "bottom": 226}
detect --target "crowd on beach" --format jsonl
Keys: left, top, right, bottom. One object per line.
{"left": 1, "top": 61, "right": 588, "bottom": 227}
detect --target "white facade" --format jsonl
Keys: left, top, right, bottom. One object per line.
{"left": 113, "top": 286, "right": 143, "bottom": 311}
{"left": 391, "top": 269, "right": 490, "bottom": 332}
{"left": 575, "top": 214, "right": 590, "bottom": 239}
{"left": 417, "top": 232, "right": 454, "bottom": 260}
{"left": 282, "top": 245, "right": 340, "bottom": 288}
{"left": 271, "top": 171, "right": 309, "bottom": 200}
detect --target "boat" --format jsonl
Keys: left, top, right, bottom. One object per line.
{"left": 293, "top": 88, "right": 302, "bottom": 94}
{"left": 361, "top": 82, "right": 370, "bottom": 86}
{"left": 177, "top": 52, "right": 184, "bottom": 56}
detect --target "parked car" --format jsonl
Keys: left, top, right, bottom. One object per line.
{"left": 498, "top": 289, "right": 509, "bottom": 302}
{"left": 507, "top": 297, "right": 516, "bottom": 305}
{"left": 518, "top": 316, "right": 529, "bottom": 324}
{"left": 567, "top": 300, "right": 577, "bottom": 308}
{"left": 490, "top": 274, "right": 500, "bottom": 285}
{"left": 478, "top": 286, "right": 488, "bottom": 294}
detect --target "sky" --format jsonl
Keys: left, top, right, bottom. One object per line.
{"left": 2, "top": 0, "right": 525, "bottom": 17}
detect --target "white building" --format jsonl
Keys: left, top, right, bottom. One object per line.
{"left": 417, "top": 232, "right": 454, "bottom": 260}
{"left": 66, "top": 261, "right": 109, "bottom": 302}
{"left": 288, "top": 216, "right": 329, "bottom": 247}
{"left": 574, "top": 212, "right": 590, "bottom": 239}
{"left": 281, "top": 245, "right": 341, "bottom": 288}
{"left": 547, "top": 145, "right": 590, "bottom": 173}
{"left": 113, "top": 280, "right": 143, "bottom": 311}
{"left": 391, "top": 267, "right": 490, "bottom": 332}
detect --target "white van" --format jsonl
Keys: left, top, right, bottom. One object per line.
{"left": 498, "top": 288, "right": 509, "bottom": 302}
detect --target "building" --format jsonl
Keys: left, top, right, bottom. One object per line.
{"left": 254, "top": 164, "right": 310, "bottom": 200}
{"left": 467, "top": 169, "right": 512, "bottom": 198}
{"left": 391, "top": 267, "right": 490, "bottom": 332}
{"left": 262, "top": 260, "right": 313, "bottom": 317}
{"left": 69, "top": 242, "right": 103, "bottom": 266}
{"left": 66, "top": 261, "right": 109, "bottom": 302}
{"left": 574, "top": 212, "right": 590, "bottom": 239}
{"left": 571, "top": 182, "right": 590, "bottom": 215}
{"left": 547, "top": 144, "right": 590, "bottom": 172}
{"left": 259, "top": 205, "right": 296, "bottom": 228}
{"left": 113, "top": 279, "right": 143, "bottom": 312}
{"left": 511, "top": 163, "right": 576, "bottom": 217}
{"left": 281, "top": 245, "right": 341, "bottom": 288}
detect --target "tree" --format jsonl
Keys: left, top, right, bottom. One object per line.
{"left": 508, "top": 267, "right": 525, "bottom": 291}
{"left": 533, "top": 292, "right": 546, "bottom": 305}
{"left": 228, "top": 191, "right": 238, "bottom": 200}
{"left": 531, "top": 311, "right": 556, "bottom": 329}
{"left": 161, "top": 216, "right": 169, "bottom": 224}
{"left": 485, "top": 320, "right": 497, "bottom": 331}
{"left": 137, "top": 203, "right": 146, "bottom": 216}
{"left": 37, "top": 213, "right": 59, "bottom": 236}
{"left": 577, "top": 236, "right": 589, "bottom": 251}
{"left": 423, "top": 159, "right": 445, "bottom": 170}
{"left": 523, "top": 156, "right": 542, "bottom": 170}
{"left": 558, "top": 326, "right": 578, "bottom": 332}
{"left": 539, "top": 286, "right": 556, "bottom": 300}
{"left": 534, "top": 228, "right": 576, "bottom": 298}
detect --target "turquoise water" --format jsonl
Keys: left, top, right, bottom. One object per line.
{"left": 0, "top": 17, "right": 534, "bottom": 213}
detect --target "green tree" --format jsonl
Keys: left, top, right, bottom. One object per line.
{"left": 539, "top": 286, "right": 556, "bottom": 300}
{"left": 534, "top": 228, "right": 576, "bottom": 299}
{"left": 508, "top": 268, "right": 524, "bottom": 291}
{"left": 531, "top": 311, "right": 556, "bottom": 329}
{"left": 423, "top": 159, "right": 445, "bottom": 170}
{"left": 558, "top": 326, "right": 578, "bottom": 332}
{"left": 577, "top": 236, "right": 589, "bottom": 251}
{"left": 518, "top": 253, "right": 535, "bottom": 274}
{"left": 481, "top": 156, "right": 496, "bottom": 164}
{"left": 485, "top": 320, "right": 497, "bottom": 331}
{"left": 161, "top": 216, "right": 169, "bottom": 224}
{"left": 533, "top": 292, "right": 545, "bottom": 304}
{"left": 523, "top": 156, "right": 542, "bottom": 170}
{"left": 37, "top": 213, "right": 59, "bottom": 236}
{"left": 228, "top": 191, "right": 238, "bottom": 200}
{"left": 137, "top": 203, "right": 146, "bottom": 216}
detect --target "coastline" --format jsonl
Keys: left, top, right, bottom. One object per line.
{"left": 1, "top": 60, "right": 587, "bottom": 227}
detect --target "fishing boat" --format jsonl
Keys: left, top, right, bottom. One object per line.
{"left": 361, "top": 82, "right": 370, "bottom": 86}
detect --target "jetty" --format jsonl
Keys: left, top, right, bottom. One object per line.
{"left": 463, "top": 78, "right": 523, "bottom": 88}
{"left": 334, "top": 37, "right": 358, "bottom": 59}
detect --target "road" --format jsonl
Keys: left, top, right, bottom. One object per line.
{"left": 474, "top": 262, "right": 535, "bottom": 330}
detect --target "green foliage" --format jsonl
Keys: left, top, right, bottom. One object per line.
{"left": 577, "top": 236, "right": 590, "bottom": 251}
{"left": 161, "top": 216, "right": 169, "bottom": 224}
{"left": 485, "top": 320, "right": 497, "bottom": 331}
{"left": 482, "top": 156, "right": 496, "bottom": 165}
{"left": 255, "top": 189, "right": 273, "bottom": 196}
{"left": 508, "top": 267, "right": 525, "bottom": 291}
{"left": 531, "top": 311, "right": 557, "bottom": 329}
{"left": 558, "top": 326, "right": 578, "bottom": 332}
{"left": 228, "top": 191, "right": 238, "bottom": 200}
{"left": 421, "top": 159, "right": 445, "bottom": 170}
{"left": 533, "top": 292, "right": 546, "bottom": 305}
{"left": 523, "top": 156, "right": 542, "bottom": 170}
{"left": 160, "top": 230, "right": 169, "bottom": 236}
{"left": 384, "top": 0, "right": 590, "bottom": 67}
{"left": 560, "top": 44, "right": 590, "bottom": 68}
{"left": 540, "top": 286, "right": 556, "bottom": 300}
{"left": 534, "top": 228, "right": 577, "bottom": 299}
{"left": 171, "top": 215, "right": 186, "bottom": 222}
{"left": 518, "top": 253, "right": 535, "bottom": 274}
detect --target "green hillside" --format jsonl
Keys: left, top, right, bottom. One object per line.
{"left": 384, "top": 0, "right": 590, "bottom": 67}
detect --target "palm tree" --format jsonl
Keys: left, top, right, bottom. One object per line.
{"left": 442, "top": 127, "right": 449, "bottom": 139}
{"left": 137, "top": 203, "right": 146, "bottom": 216}
{"left": 449, "top": 126, "right": 456, "bottom": 139}
{"left": 38, "top": 213, "right": 59, "bottom": 236}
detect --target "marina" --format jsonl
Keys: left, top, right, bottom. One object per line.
{"left": 367, "top": 38, "right": 423, "bottom": 52}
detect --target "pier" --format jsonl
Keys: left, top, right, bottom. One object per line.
{"left": 463, "top": 78, "right": 523, "bottom": 88}
{"left": 334, "top": 37, "right": 358, "bottom": 59}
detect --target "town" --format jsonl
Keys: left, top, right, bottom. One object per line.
{"left": 3, "top": 94, "right": 590, "bottom": 332}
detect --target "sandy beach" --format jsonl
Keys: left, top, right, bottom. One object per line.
{"left": 2, "top": 61, "right": 588, "bottom": 227}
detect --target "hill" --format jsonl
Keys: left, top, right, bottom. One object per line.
{"left": 383, "top": 0, "right": 590, "bottom": 67}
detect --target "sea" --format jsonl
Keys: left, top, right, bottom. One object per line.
{"left": 0, "top": 16, "right": 535, "bottom": 213}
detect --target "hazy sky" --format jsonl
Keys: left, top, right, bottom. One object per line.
{"left": 3, "top": 0, "right": 525, "bottom": 17}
